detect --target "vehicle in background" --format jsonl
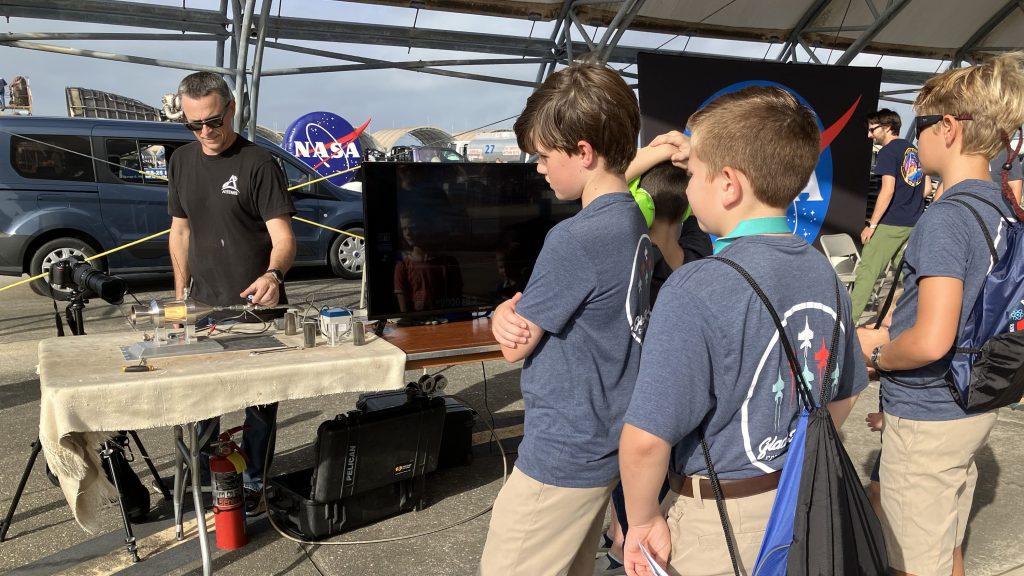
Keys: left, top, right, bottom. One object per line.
{"left": 388, "top": 145, "right": 467, "bottom": 162}
{"left": 0, "top": 116, "right": 365, "bottom": 298}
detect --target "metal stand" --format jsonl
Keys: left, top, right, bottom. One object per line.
{"left": 0, "top": 433, "right": 169, "bottom": 543}
{"left": 101, "top": 440, "right": 140, "bottom": 562}
{"left": 173, "top": 423, "right": 213, "bottom": 576}
{"left": 0, "top": 440, "right": 42, "bottom": 542}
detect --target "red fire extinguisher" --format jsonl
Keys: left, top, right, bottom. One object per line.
{"left": 210, "top": 426, "right": 249, "bottom": 550}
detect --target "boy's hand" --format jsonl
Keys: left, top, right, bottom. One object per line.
{"left": 623, "top": 518, "right": 671, "bottom": 576}
{"left": 857, "top": 326, "right": 890, "bottom": 366}
{"left": 492, "top": 292, "right": 530, "bottom": 348}
{"left": 648, "top": 131, "right": 691, "bottom": 169}
{"left": 866, "top": 411, "right": 885, "bottom": 432}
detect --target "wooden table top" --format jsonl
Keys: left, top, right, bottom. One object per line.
{"left": 380, "top": 317, "right": 503, "bottom": 369}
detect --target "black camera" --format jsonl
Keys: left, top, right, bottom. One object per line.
{"left": 49, "top": 256, "right": 127, "bottom": 304}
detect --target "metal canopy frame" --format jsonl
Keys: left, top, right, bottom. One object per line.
{"left": 1, "top": 0, "right": 1021, "bottom": 131}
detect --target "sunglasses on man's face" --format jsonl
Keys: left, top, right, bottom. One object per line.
{"left": 867, "top": 124, "right": 884, "bottom": 134}
{"left": 915, "top": 113, "right": 973, "bottom": 138}
{"left": 184, "top": 104, "right": 231, "bottom": 132}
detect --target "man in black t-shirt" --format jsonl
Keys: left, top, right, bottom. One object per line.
{"left": 850, "top": 109, "right": 929, "bottom": 322}
{"left": 168, "top": 72, "right": 296, "bottom": 516}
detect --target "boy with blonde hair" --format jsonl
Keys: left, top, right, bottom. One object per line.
{"left": 858, "top": 53, "right": 1024, "bottom": 576}
{"left": 480, "top": 63, "right": 653, "bottom": 576}
{"left": 620, "top": 86, "right": 867, "bottom": 575}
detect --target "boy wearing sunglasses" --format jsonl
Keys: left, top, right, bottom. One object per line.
{"left": 167, "top": 71, "right": 297, "bottom": 516}
{"left": 857, "top": 54, "right": 1024, "bottom": 576}
{"left": 851, "top": 109, "right": 930, "bottom": 323}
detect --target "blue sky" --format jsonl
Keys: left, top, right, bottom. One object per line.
{"left": 0, "top": 0, "right": 939, "bottom": 139}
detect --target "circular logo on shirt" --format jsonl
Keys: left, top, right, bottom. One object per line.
{"left": 902, "top": 147, "right": 924, "bottom": 187}
{"left": 742, "top": 302, "right": 846, "bottom": 472}
{"left": 626, "top": 235, "right": 654, "bottom": 344}
{"left": 282, "top": 111, "right": 367, "bottom": 186}
{"left": 690, "top": 80, "right": 850, "bottom": 244}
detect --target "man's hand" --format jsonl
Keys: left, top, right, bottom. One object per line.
{"left": 491, "top": 292, "right": 529, "bottom": 348}
{"left": 241, "top": 273, "right": 280, "bottom": 307}
{"left": 861, "top": 226, "right": 875, "bottom": 245}
{"left": 648, "top": 131, "right": 691, "bottom": 170}
{"left": 623, "top": 517, "right": 671, "bottom": 576}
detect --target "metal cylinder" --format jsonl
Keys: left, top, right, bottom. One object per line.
{"left": 352, "top": 321, "right": 365, "bottom": 346}
{"left": 283, "top": 311, "right": 297, "bottom": 335}
{"left": 303, "top": 319, "right": 317, "bottom": 348}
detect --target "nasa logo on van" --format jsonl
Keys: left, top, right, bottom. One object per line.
{"left": 282, "top": 112, "right": 369, "bottom": 186}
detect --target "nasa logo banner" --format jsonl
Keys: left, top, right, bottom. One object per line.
{"left": 637, "top": 53, "right": 881, "bottom": 246}
{"left": 282, "top": 112, "right": 369, "bottom": 186}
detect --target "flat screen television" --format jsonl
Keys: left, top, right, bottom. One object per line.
{"left": 362, "top": 162, "right": 580, "bottom": 322}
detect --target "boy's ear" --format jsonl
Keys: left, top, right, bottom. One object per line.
{"left": 576, "top": 140, "right": 596, "bottom": 168}
{"left": 943, "top": 115, "right": 962, "bottom": 150}
{"left": 720, "top": 166, "right": 745, "bottom": 209}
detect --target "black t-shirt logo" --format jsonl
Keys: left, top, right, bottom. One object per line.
{"left": 221, "top": 175, "right": 239, "bottom": 196}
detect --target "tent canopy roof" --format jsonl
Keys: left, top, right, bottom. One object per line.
{"left": 351, "top": 0, "right": 1024, "bottom": 62}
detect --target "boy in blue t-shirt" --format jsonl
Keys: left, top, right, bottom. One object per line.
{"left": 857, "top": 54, "right": 1024, "bottom": 576}
{"left": 478, "top": 63, "right": 653, "bottom": 576}
{"left": 619, "top": 86, "right": 868, "bottom": 575}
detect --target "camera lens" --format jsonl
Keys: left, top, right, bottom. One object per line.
{"left": 72, "top": 264, "right": 127, "bottom": 303}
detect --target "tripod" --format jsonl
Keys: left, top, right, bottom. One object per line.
{"left": 0, "top": 288, "right": 170, "bottom": 562}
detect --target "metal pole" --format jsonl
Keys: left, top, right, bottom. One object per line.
{"left": 260, "top": 57, "right": 550, "bottom": 77}
{"left": 0, "top": 40, "right": 232, "bottom": 74}
{"left": 536, "top": 0, "right": 574, "bottom": 84}
{"left": 233, "top": 0, "right": 257, "bottom": 131}
{"left": 834, "top": 0, "right": 914, "bottom": 66}
{"left": 216, "top": 0, "right": 229, "bottom": 68}
{"left": 187, "top": 424, "right": 212, "bottom": 576}
{"left": 248, "top": 0, "right": 273, "bottom": 138}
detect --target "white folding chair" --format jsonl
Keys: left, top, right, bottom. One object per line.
{"left": 819, "top": 233, "right": 860, "bottom": 291}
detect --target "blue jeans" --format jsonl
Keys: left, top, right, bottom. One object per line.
{"left": 197, "top": 403, "right": 278, "bottom": 490}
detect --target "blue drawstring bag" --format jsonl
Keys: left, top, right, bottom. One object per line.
{"left": 712, "top": 257, "right": 888, "bottom": 576}
{"left": 943, "top": 193, "right": 1024, "bottom": 412}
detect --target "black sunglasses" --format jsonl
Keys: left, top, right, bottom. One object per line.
{"left": 184, "top": 104, "right": 231, "bottom": 131}
{"left": 915, "top": 113, "right": 973, "bottom": 138}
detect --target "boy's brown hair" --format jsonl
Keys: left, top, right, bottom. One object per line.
{"left": 514, "top": 64, "right": 640, "bottom": 174}
{"left": 915, "top": 52, "right": 1024, "bottom": 161}
{"left": 687, "top": 85, "right": 820, "bottom": 209}
{"left": 640, "top": 161, "right": 690, "bottom": 222}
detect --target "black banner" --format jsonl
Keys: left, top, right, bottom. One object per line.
{"left": 637, "top": 53, "right": 882, "bottom": 246}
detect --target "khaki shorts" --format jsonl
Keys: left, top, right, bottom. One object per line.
{"left": 478, "top": 467, "right": 613, "bottom": 576}
{"left": 663, "top": 476, "right": 775, "bottom": 576}
{"left": 880, "top": 411, "right": 998, "bottom": 576}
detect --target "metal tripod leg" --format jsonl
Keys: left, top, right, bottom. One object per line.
{"left": 173, "top": 425, "right": 185, "bottom": 541}
{"left": 100, "top": 440, "right": 140, "bottom": 563}
{"left": 127, "top": 431, "right": 170, "bottom": 501}
{"left": 0, "top": 439, "right": 42, "bottom": 542}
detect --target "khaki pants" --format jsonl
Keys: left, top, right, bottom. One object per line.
{"left": 880, "top": 411, "right": 998, "bottom": 576}
{"left": 479, "top": 467, "right": 613, "bottom": 576}
{"left": 663, "top": 477, "right": 775, "bottom": 576}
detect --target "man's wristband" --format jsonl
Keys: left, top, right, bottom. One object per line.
{"left": 266, "top": 268, "right": 284, "bottom": 284}
{"left": 867, "top": 222, "right": 877, "bottom": 229}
